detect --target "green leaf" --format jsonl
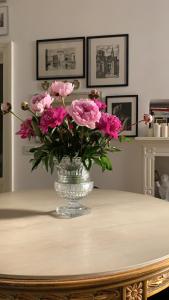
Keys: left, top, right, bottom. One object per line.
{"left": 30, "top": 157, "right": 42, "bottom": 171}
{"left": 92, "top": 157, "right": 103, "bottom": 168}
{"left": 31, "top": 117, "right": 41, "bottom": 137}
{"left": 42, "top": 156, "right": 49, "bottom": 172}
{"left": 100, "top": 155, "right": 112, "bottom": 171}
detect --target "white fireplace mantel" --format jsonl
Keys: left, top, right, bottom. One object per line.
{"left": 135, "top": 137, "right": 169, "bottom": 196}
{"left": 135, "top": 137, "right": 169, "bottom": 141}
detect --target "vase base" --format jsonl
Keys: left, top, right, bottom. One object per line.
{"left": 55, "top": 205, "right": 90, "bottom": 219}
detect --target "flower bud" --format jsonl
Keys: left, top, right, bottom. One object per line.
{"left": 21, "top": 101, "right": 29, "bottom": 111}
{"left": 88, "top": 89, "right": 100, "bottom": 99}
{"left": 1, "top": 102, "right": 11, "bottom": 114}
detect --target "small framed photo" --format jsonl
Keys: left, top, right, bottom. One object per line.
{"left": 87, "top": 34, "right": 128, "bottom": 87}
{"left": 0, "top": 6, "right": 8, "bottom": 36}
{"left": 36, "top": 37, "right": 85, "bottom": 80}
{"left": 106, "top": 95, "right": 138, "bottom": 137}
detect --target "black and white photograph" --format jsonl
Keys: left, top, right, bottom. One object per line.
{"left": 0, "top": 6, "right": 8, "bottom": 35}
{"left": 96, "top": 45, "right": 119, "bottom": 79}
{"left": 45, "top": 48, "right": 76, "bottom": 72}
{"left": 106, "top": 95, "right": 138, "bottom": 137}
{"left": 36, "top": 37, "right": 85, "bottom": 80}
{"left": 87, "top": 34, "right": 128, "bottom": 87}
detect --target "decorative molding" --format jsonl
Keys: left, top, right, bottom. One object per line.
{"left": 135, "top": 137, "right": 169, "bottom": 141}
{"left": 144, "top": 146, "right": 155, "bottom": 195}
{"left": 125, "top": 282, "right": 143, "bottom": 300}
{"left": 0, "top": 289, "right": 122, "bottom": 300}
{"left": 144, "top": 144, "right": 169, "bottom": 196}
{"left": 147, "top": 272, "right": 169, "bottom": 296}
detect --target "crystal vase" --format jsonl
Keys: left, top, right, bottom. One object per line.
{"left": 54, "top": 157, "right": 93, "bottom": 218}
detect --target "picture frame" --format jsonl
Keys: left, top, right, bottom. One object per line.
{"left": 106, "top": 95, "right": 138, "bottom": 137}
{"left": 36, "top": 37, "right": 85, "bottom": 80}
{"left": 87, "top": 34, "right": 128, "bottom": 87}
{"left": 0, "top": 6, "right": 8, "bottom": 36}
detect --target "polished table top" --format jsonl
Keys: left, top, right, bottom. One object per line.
{"left": 0, "top": 189, "right": 169, "bottom": 280}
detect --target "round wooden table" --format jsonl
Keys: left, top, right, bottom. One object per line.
{"left": 0, "top": 189, "right": 169, "bottom": 300}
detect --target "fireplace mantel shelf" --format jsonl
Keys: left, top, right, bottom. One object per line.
{"left": 135, "top": 137, "right": 169, "bottom": 141}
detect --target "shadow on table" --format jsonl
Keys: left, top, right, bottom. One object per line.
{"left": 0, "top": 209, "right": 57, "bottom": 219}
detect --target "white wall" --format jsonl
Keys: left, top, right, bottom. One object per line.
{"left": 2, "top": 0, "right": 169, "bottom": 191}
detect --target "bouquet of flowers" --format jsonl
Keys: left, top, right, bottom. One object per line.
{"left": 1, "top": 81, "right": 123, "bottom": 173}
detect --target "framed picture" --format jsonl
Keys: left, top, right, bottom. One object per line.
{"left": 36, "top": 37, "right": 85, "bottom": 80}
{"left": 0, "top": 6, "right": 8, "bottom": 36}
{"left": 106, "top": 95, "right": 138, "bottom": 137}
{"left": 87, "top": 34, "right": 128, "bottom": 87}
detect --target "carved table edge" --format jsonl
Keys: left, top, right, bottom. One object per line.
{"left": 1, "top": 260, "right": 169, "bottom": 299}
{"left": 1, "top": 257, "right": 169, "bottom": 289}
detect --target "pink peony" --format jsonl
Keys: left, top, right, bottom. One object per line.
{"left": 49, "top": 81, "right": 74, "bottom": 97}
{"left": 30, "top": 92, "right": 53, "bottom": 114}
{"left": 16, "top": 117, "right": 35, "bottom": 139}
{"left": 67, "top": 99, "right": 101, "bottom": 129}
{"left": 97, "top": 112, "right": 122, "bottom": 139}
{"left": 39, "top": 107, "right": 67, "bottom": 134}
{"left": 92, "top": 98, "right": 107, "bottom": 111}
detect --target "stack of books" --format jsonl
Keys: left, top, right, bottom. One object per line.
{"left": 150, "top": 102, "right": 169, "bottom": 124}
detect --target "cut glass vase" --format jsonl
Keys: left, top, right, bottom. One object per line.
{"left": 54, "top": 157, "right": 93, "bottom": 218}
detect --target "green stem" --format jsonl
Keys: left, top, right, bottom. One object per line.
{"left": 10, "top": 111, "right": 23, "bottom": 122}
{"left": 61, "top": 96, "right": 65, "bottom": 106}
{"left": 28, "top": 108, "right": 39, "bottom": 121}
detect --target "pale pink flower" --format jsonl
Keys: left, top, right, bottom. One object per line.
{"left": 97, "top": 112, "right": 122, "bottom": 139}
{"left": 143, "top": 114, "right": 153, "bottom": 124}
{"left": 67, "top": 99, "right": 101, "bottom": 129}
{"left": 30, "top": 92, "right": 53, "bottom": 114}
{"left": 16, "top": 117, "right": 35, "bottom": 139}
{"left": 49, "top": 81, "right": 74, "bottom": 97}
{"left": 1, "top": 102, "right": 11, "bottom": 114}
{"left": 39, "top": 107, "right": 67, "bottom": 134}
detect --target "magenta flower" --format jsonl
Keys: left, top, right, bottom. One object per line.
{"left": 16, "top": 117, "right": 35, "bottom": 139}
{"left": 30, "top": 92, "right": 53, "bottom": 114}
{"left": 92, "top": 98, "right": 107, "bottom": 111}
{"left": 97, "top": 112, "right": 122, "bottom": 139}
{"left": 67, "top": 99, "right": 101, "bottom": 129}
{"left": 39, "top": 107, "right": 67, "bottom": 134}
{"left": 49, "top": 81, "right": 74, "bottom": 97}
